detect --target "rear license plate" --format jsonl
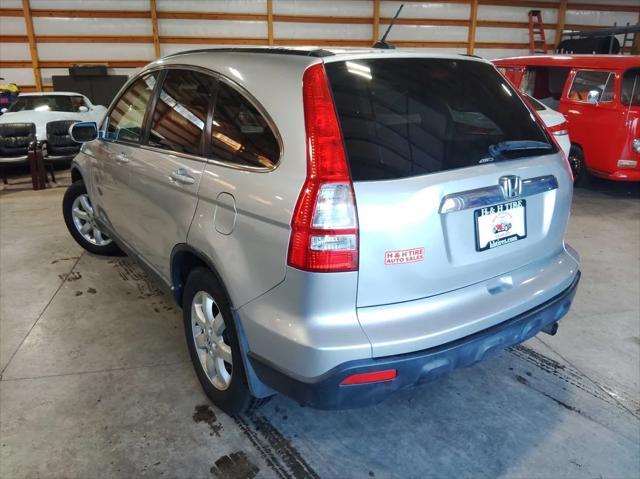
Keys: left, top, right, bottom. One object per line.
{"left": 474, "top": 199, "right": 527, "bottom": 251}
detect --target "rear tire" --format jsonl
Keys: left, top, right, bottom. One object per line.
{"left": 62, "top": 180, "right": 122, "bottom": 255}
{"left": 183, "top": 267, "right": 261, "bottom": 415}
{"left": 568, "top": 144, "right": 588, "bottom": 187}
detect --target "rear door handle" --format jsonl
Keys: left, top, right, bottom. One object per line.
{"left": 170, "top": 168, "right": 195, "bottom": 185}
{"left": 115, "top": 153, "right": 129, "bottom": 164}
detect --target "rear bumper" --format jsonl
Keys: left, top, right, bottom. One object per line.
{"left": 249, "top": 271, "right": 580, "bottom": 409}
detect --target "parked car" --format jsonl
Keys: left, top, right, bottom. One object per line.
{"left": 494, "top": 55, "right": 640, "bottom": 183}
{"left": 0, "top": 92, "right": 106, "bottom": 167}
{"left": 62, "top": 48, "right": 580, "bottom": 414}
{"left": 524, "top": 93, "right": 571, "bottom": 160}
{"left": 0, "top": 78, "right": 19, "bottom": 112}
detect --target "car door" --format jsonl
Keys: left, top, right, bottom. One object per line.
{"left": 92, "top": 72, "right": 160, "bottom": 247}
{"left": 560, "top": 69, "right": 619, "bottom": 174}
{"left": 186, "top": 79, "right": 287, "bottom": 308}
{"left": 123, "top": 68, "right": 215, "bottom": 279}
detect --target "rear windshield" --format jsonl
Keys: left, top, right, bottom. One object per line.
{"left": 9, "top": 95, "right": 88, "bottom": 113}
{"left": 325, "top": 58, "right": 555, "bottom": 181}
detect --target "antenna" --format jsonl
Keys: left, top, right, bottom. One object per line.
{"left": 373, "top": 3, "right": 404, "bottom": 49}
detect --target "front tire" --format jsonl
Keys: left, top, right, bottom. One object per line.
{"left": 183, "top": 267, "right": 256, "bottom": 415}
{"left": 62, "top": 180, "right": 122, "bottom": 255}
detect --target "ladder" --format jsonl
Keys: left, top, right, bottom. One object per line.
{"left": 528, "top": 10, "right": 548, "bottom": 54}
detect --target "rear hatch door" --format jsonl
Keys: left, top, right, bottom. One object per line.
{"left": 325, "top": 56, "right": 573, "bottom": 308}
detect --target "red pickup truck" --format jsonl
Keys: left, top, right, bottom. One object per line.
{"left": 493, "top": 55, "right": 639, "bottom": 183}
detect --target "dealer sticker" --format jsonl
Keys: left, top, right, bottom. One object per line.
{"left": 384, "top": 247, "right": 425, "bottom": 265}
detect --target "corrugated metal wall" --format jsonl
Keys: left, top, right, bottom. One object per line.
{"left": 0, "top": 0, "right": 638, "bottom": 91}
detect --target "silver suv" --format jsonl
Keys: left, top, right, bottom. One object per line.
{"left": 62, "top": 48, "right": 581, "bottom": 414}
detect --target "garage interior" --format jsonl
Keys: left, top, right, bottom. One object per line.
{"left": 1, "top": 1, "right": 639, "bottom": 478}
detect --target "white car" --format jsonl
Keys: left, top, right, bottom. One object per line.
{"left": 0, "top": 92, "right": 106, "bottom": 165}
{"left": 525, "top": 94, "right": 571, "bottom": 160}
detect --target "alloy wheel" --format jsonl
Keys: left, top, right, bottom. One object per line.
{"left": 191, "top": 291, "right": 233, "bottom": 391}
{"left": 71, "top": 194, "right": 112, "bottom": 246}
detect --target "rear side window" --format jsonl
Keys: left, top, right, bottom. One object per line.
{"left": 325, "top": 58, "right": 553, "bottom": 181}
{"left": 621, "top": 68, "right": 639, "bottom": 107}
{"left": 147, "top": 69, "right": 216, "bottom": 156}
{"left": 210, "top": 82, "right": 280, "bottom": 169}
{"left": 568, "top": 70, "right": 615, "bottom": 103}
{"left": 106, "top": 73, "right": 158, "bottom": 143}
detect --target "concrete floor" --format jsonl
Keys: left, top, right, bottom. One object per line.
{"left": 1, "top": 172, "right": 639, "bottom": 479}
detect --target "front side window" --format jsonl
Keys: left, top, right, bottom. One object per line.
{"left": 210, "top": 82, "right": 280, "bottom": 169}
{"left": 105, "top": 72, "right": 158, "bottom": 143}
{"left": 568, "top": 70, "right": 615, "bottom": 103}
{"left": 325, "top": 58, "right": 554, "bottom": 181}
{"left": 147, "top": 69, "right": 216, "bottom": 156}
{"left": 621, "top": 68, "right": 640, "bottom": 107}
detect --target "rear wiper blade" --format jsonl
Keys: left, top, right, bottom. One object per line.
{"left": 487, "top": 140, "right": 552, "bottom": 162}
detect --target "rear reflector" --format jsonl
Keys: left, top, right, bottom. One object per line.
{"left": 340, "top": 369, "right": 397, "bottom": 385}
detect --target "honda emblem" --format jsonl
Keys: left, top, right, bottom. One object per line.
{"left": 499, "top": 175, "right": 523, "bottom": 199}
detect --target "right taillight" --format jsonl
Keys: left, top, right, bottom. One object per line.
{"left": 549, "top": 121, "right": 569, "bottom": 136}
{"left": 287, "top": 63, "right": 359, "bottom": 273}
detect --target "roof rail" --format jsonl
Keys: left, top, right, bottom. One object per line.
{"left": 162, "top": 47, "right": 335, "bottom": 60}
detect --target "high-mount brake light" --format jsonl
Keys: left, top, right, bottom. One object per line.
{"left": 287, "top": 63, "right": 359, "bottom": 272}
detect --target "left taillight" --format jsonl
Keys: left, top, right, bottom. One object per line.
{"left": 287, "top": 63, "right": 359, "bottom": 273}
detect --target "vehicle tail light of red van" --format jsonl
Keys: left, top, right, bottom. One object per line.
{"left": 287, "top": 63, "right": 359, "bottom": 272}
{"left": 549, "top": 121, "right": 569, "bottom": 136}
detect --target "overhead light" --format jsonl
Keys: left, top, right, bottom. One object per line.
{"left": 346, "top": 61, "right": 372, "bottom": 80}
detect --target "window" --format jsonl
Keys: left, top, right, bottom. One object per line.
{"left": 105, "top": 73, "right": 158, "bottom": 143}
{"left": 568, "top": 70, "right": 615, "bottom": 103}
{"left": 325, "top": 58, "right": 553, "bottom": 181}
{"left": 147, "top": 69, "right": 216, "bottom": 156}
{"left": 210, "top": 82, "right": 280, "bottom": 169}
{"left": 9, "top": 95, "right": 88, "bottom": 113}
{"left": 621, "top": 68, "right": 639, "bottom": 107}
{"left": 521, "top": 66, "right": 570, "bottom": 110}
{"left": 496, "top": 67, "right": 522, "bottom": 88}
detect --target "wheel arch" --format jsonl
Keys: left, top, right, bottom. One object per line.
{"left": 171, "top": 243, "right": 276, "bottom": 398}
{"left": 170, "top": 244, "right": 233, "bottom": 309}
{"left": 70, "top": 165, "right": 83, "bottom": 183}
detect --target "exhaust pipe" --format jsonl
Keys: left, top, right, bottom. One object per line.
{"left": 542, "top": 322, "right": 558, "bottom": 336}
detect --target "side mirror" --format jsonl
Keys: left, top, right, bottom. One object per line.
{"left": 587, "top": 90, "right": 600, "bottom": 104}
{"left": 69, "top": 121, "right": 98, "bottom": 143}
{"left": 78, "top": 105, "right": 89, "bottom": 112}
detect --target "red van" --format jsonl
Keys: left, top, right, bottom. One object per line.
{"left": 493, "top": 55, "right": 639, "bottom": 183}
